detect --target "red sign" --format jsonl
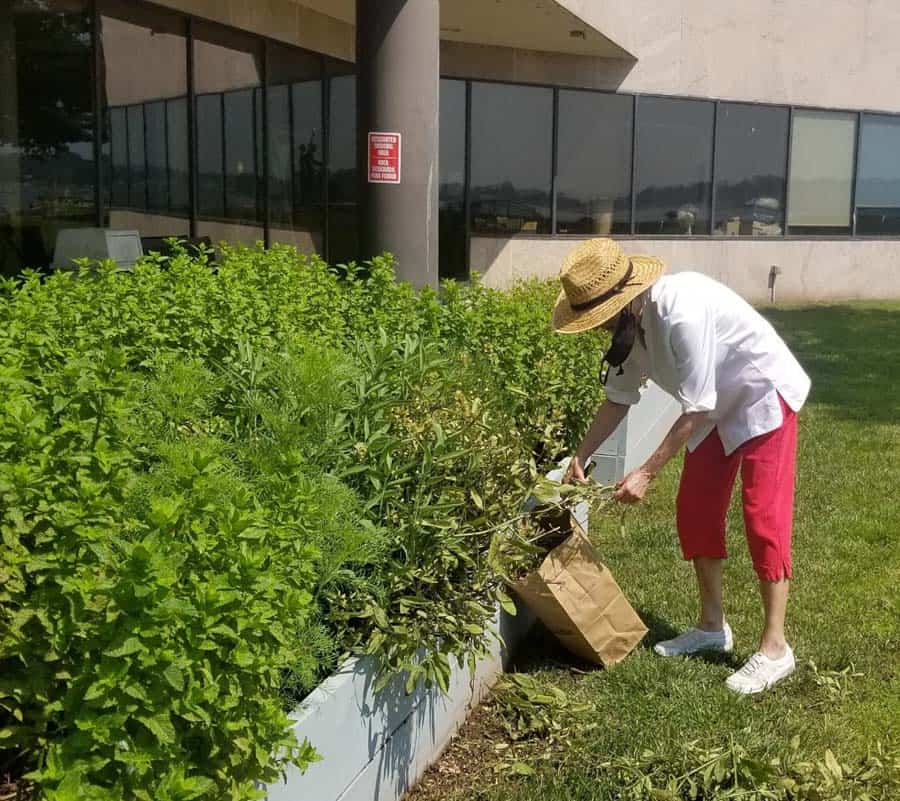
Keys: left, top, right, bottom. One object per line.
{"left": 368, "top": 132, "right": 401, "bottom": 184}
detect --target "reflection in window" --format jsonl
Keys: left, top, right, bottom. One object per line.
{"left": 222, "top": 88, "right": 260, "bottom": 221}
{"left": 126, "top": 105, "right": 146, "bottom": 208}
{"left": 714, "top": 103, "right": 789, "bottom": 236}
{"left": 145, "top": 101, "right": 167, "bottom": 211}
{"left": 267, "top": 44, "right": 323, "bottom": 253}
{"left": 167, "top": 98, "right": 190, "bottom": 215}
{"left": 327, "top": 67, "right": 358, "bottom": 264}
{"left": 109, "top": 107, "right": 128, "bottom": 207}
{"left": 470, "top": 82, "right": 553, "bottom": 234}
{"left": 0, "top": 0, "right": 95, "bottom": 273}
{"left": 634, "top": 96, "right": 714, "bottom": 235}
{"left": 855, "top": 114, "right": 900, "bottom": 235}
{"left": 196, "top": 95, "right": 224, "bottom": 219}
{"left": 439, "top": 79, "right": 467, "bottom": 280}
{"left": 194, "top": 22, "right": 263, "bottom": 242}
{"left": 556, "top": 90, "right": 632, "bottom": 235}
{"left": 99, "top": 0, "right": 188, "bottom": 235}
{"left": 787, "top": 110, "right": 856, "bottom": 236}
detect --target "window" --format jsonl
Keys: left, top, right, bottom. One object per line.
{"left": 194, "top": 22, "right": 263, "bottom": 243}
{"left": 126, "top": 105, "right": 146, "bottom": 208}
{"left": 167, "top": 98, "right": 190, "bottom": 215}
{"left": 196, "top": 94, "right": 225, "bottom": 218}
{"left": 556, "top": 90, "right": 633, "bottom": 235}
{"left": 109, "top": 107, "right": 129, "bottom": 208}
{"left": 327, "top": 65, "right": 358, "bottom": 264}
{"left": 439, "top": 79, "right": 467, "bottom": 279}
{"left": 145, "top": 101, "right": 167, "bottom": 211}
{"left": 0, "top": 0, "right": 95, "bottom": 273}
{"left": 98, "top": 0, "right": 188, "bottom": 234}
{"left": 855, "top": 114, "right": 900, "bottom": 235}
{"left": 267, "top": 44, "right": 323, "bottom": 252}
{"left": 634, "top": 96, "right": 715, "bottom": 235}
{"left": 714, "top": 102, "right": 789, "bottom": 236}
{"left": 470, "top": 82, "right": 553, "bottom": 235}
{"left": 787, "top": 110, "right": 856, "bottom": 235}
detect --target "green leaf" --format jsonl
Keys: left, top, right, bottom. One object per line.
{"left": 138, "top": 712, "right": 176, "bottom": 745}
{"left": 825, "top": 749, "right": 843, "bottom": 780}
{"left": 509, "top": 761, "right": 535, "bottom": 776}
{"left": 104, "top": 637, "right": 143, "bottom": 658}
{"left": 162, "top": 664, "right": 185, "bottom": 692}
{"left": 497, "top": 590, "right": 518, "bottom": 617}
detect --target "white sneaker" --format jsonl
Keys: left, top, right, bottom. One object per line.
{"left": 653, "top": 623, "right": 734, "bottom": 657}
{"left": 726, "top": 646, "right": 795, "bottom": 694}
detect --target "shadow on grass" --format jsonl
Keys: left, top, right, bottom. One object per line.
{"left": 636, "top": 607, "right": 679, "bottom": 649}
{"left": 509, "top": 620, "right": 601, "bottom": 675}
{"left": 762, "top": 304, "right": 900, "bottom": 423}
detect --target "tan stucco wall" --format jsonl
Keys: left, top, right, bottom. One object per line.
{"left": 471, "top": 236, "right": 900, "bottom": 304}
{"left": 439, "top": 40, "right": 633, "bottom": 91}
{"left": 560, "top": 0, "right": 900, "bottom": 112}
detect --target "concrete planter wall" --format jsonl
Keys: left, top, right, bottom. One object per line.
{"left": 264, "top": 600, "right": 536, "bottom": 801}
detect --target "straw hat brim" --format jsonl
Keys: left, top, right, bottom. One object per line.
{"left": 552, "top": 255, "right": 667, "bottom": 334}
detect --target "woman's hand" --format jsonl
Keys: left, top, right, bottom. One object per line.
{"left": 614, "top": 466, "right": 654, "bottom": 504}
{"left": 564, "top": 454, "right": 589, "bottom": 484}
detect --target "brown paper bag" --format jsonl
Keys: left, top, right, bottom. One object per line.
{"left": 512, "top": 511, "right": 647, "bottom": 667}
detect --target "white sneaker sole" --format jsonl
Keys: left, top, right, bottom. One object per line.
{"left": 726, "top": 661, "right": 795, "bottom": 695}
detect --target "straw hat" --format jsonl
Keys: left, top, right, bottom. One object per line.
{"left": 552, "top": 238, "right": 666, "bottom": 334}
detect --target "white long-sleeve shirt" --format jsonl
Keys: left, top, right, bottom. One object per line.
{"left": 604, "top": 272, "right": 811, "bottom": 455}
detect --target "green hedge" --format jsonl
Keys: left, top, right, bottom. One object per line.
{"left": 0, "top": 243, "right": 605, "bottom": 800}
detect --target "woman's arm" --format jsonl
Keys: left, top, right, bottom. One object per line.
{"left": 564, "top": 399, "right": 630, "bottom": 482}
{"left": 614, "top": 410, "right": 708, "bottom": 503}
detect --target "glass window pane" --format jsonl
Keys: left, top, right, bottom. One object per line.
{"left": 267, "top": 44, "right": 323, "bottom": 253}
{"left": 127, "top": 105, "right": 146, "bottom": 208}
{"left": 98, "top": 0, "right": 188, "bottom": 236}
{"left": 714, "top": 102, "right": 789, "bottom": 236}
{"left": 222, "top": 88, "right": 259, "bottom": 222}
{"left": 327, "top": 66, "right": 358, "bottom": 264}
{"left": 469, "top": 82, "right": 553, "bottom": 234}
{"left": 439, "top": 78, "right": 467, "bottom": 280}
{"left": 855, "top": 114, "right": 900, "bottom": 235}
{"left": 635, "top": 96, "right": 714, "bottom": 235}
{"left": 1, "top": 0, "right": 95, "bottom": 273}
{"left": 787, "top": 110, "right": 855, "bottom": 235}
{"left": 145, "top": 101, "right": 167, "bottom": 211}
{"left": 196, "top": 94, "right": 224, "bottom": 218}
{"left": 109, "top": 107, "right": 129, "bottom": 207}
{"left": 167, "top": 97, "right": 189, "bottom": 215}
{"left": 556, "top": 90, "right": 632, "bottom": 235}
{"left": 194, "top": 22, "right": 263, "bottom": 242}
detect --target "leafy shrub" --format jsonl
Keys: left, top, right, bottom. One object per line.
{"left": 0, "top": 243, "right": 603, "bottom": 798}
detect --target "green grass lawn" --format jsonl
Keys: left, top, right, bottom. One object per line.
{"left": 410, "top": 302, "right": 900, "bottom": 800}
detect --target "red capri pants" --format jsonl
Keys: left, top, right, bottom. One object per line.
{"left": 676, "top": 395, "right": 798, "bottom": 582}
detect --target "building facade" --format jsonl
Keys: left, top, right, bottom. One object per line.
{"left": 2, "top": 0, "right": 900, "bottom": 302}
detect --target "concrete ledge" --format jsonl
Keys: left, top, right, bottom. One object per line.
{"left": 265, "top": 601, "right": 535, "bottom": 801}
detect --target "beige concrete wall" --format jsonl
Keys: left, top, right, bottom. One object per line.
{"left": 109, "top": 211, "right": 190, "bottom": 237}
{"left": 196, "top": 220, "right": 265, "bottom": 247}
{"left": 471, "top": 236, "right": 900, "bottom": 304}
{"left": 561, "top": 0, "right": 900, "bottom": 112}
{"left": 153, "top": 0, "right": 353, "bottom": 61}
{"left": 440, "top": 40, "right": 633, "bottom": 91}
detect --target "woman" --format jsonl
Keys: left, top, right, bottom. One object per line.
{"left": 556, "top": 238, "right": 810, "bottom": 694}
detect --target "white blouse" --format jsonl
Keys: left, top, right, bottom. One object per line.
{"left": 604, "top": 272, "right": 811, "bottom": 455}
